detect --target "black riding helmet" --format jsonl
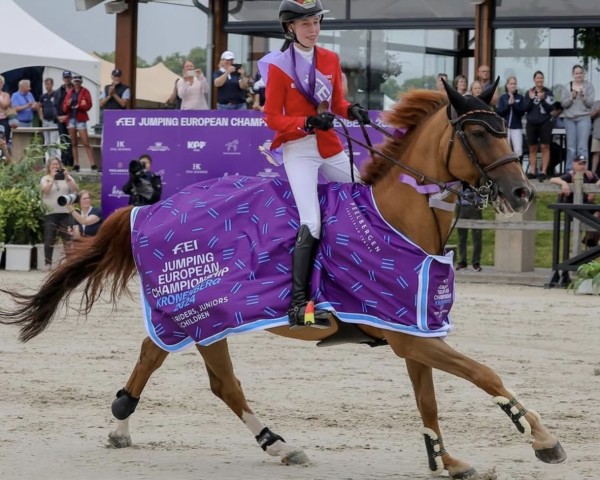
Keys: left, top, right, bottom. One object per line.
{"left": 279, "top": 0, "right": 329, "bottom": 43}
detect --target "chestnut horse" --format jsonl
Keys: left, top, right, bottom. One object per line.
{"left": 0, "top": 81, "right": 566, "bottom": 479}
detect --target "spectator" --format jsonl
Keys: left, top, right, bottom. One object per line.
{"left": 67, "top": 189, "right": 103, "bottom": 238}
{"left": 177, "top": 60, "right": 209, "bottom": 110}
{"left": 122, "top": 153, "right": 162, "bottom": 206}
{"left": 591, "top": 100, "right": 600, "bottom": 175}
{"left": 523, "top": 71, "right": 554, "bottom": 181}
{"left": 260, "top": 0, "right": 367, "bottom": 328}
{"left": 436, "top": 73, "right": 448, "bottom": 93}
{"left": 40, "top": 157, "right": 78, "bottom": 270}
{"left": 454, "top": 74, "right": 468, "bottom": 95}
{"left": 476, "top": 64, "right": 498, "bottom": 105}
{"left": 10, "top": 79, "right": 38, "bottom": 127}
{"left": 56, "top": 71, "right": 74, "bottom": 168}
{"left": 496, "top": 76, "right": 525, "bottom": 160}
{"left": 550, "top": 154, "right": 600, "bottom": 204}
{"left": 0, "top": 74, "right": 11, "bottom": 144}
{"left": 213, "top": 51, "right": 250, "bottom": 110}
{"left": 547, "top": 102, "right": 566, "bottom": 176}
{"left": 468, "top": 80, "right": 483, "bottom": 97}
{"left": 456, "top": 188, "right": 483, "bottom": 272}
{"left": 0, "top": 126, "right": 12, "bottom": 164}
{"left": 560, "top": 64, "right": 595, "bottom": 172}
{"left": 99, "top": 68, "right": 130, "bottom": 112}
{"left": 252, "top": 70, "right": 266, "bottom": 111}
{"left": 63, "top": 75, "right": 96, "bottom": 172}
{"left": 37, "top": 77, "right": 60, "bottom": 149}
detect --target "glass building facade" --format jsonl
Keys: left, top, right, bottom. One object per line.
{"left": 220, "top": 0, "right": 600, "bottom": 109}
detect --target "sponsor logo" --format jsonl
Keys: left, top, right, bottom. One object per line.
{"left": 116, "top": 117, "right": 136, "bottom": 126}
{"left": 148, "top": 141, "right": 170, "bottom": 152}
{"left": 187, "top": 140, "right": 207, "bottom": 151}
{"left": 185, "top": 163, "right": 208, "bottom": 174}
{"left": 256, "top": 167, "right": 279, "bottom": 178}
{"left": 108, "top": 186, "right": 130, "bottom": 199}
{"left": 223, "top": 139, "right": 241, "bottom": 156}
{"left": 109, "top": 140, "right": 132, "bottom": 152}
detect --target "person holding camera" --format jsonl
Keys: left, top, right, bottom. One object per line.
{"left": 67, "top": 190, "right": 102, "bottom": 238}
{"left": 122, "top": 154, "right": 162, "bottom": 206}
{"left": 259, "top": 0, "right": 369, "bottom": 329}
{"left": 177, "top": 60, "right": 209, "bottom": 110}
{"left": 212, "top": 51, "right": 250, "bottom": 110}
{"left": 40, "top": 157, "right": 78, "bottom": 270}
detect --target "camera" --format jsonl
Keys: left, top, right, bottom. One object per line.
{"left": 129, "top": 159, "right": 146, "bottom": 178}
{"left": 183, "top": 70, "right": 196, "bottom": 78}
{"left": 231, "top": 63, "right": 242, "bottom": 76}
{"left": 58, "top": 193, "right": 79, "bottom": 206}
{"left": 54, "top": 169, "right": 66, "bottom": 180}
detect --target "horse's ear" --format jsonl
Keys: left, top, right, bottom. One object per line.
{"left": 442, "top": 78, "right": 470, "bottom": 116}
{"left": 479, "top": 76, "right": 500, "bottom": 105}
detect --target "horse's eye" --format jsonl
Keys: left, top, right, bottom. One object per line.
{"left": 471, "top": 129, "right": 485, "bottom": 138}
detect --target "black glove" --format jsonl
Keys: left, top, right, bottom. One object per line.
{"left": 305, "top": 112, "right": 335, "bottom": 131}
{"left": 348, "top": 103, "right": 370, "bottom": 125}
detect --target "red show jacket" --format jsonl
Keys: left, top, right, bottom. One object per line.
{"left": 263, "top": 47, "right": 351, "bottom": 159}
{"left": 62, "top": 86, "right": 92, "bottom": 122}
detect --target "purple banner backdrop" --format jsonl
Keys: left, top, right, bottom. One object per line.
{"left": 102, "top": 110, "right": 384, "bottom": 216}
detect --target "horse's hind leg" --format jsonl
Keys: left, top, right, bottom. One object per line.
{"left": 405, "top": 359, "right": 477, "bottom": 479}
{"left": 197, "top": 339, "right": 309, "bottom": 465}
{"left": 388, "top": 334, "right": 566, "bottom": 465}
{"left": 108, "top": 337, "right": 169, "bottom": 448}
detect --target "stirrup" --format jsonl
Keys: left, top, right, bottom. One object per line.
{"left": 288, "top": 300, "right": 331, "bottom": 329}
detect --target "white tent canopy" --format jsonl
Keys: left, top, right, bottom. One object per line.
{"left": 0, "top": 0, "right": 99, "bottom": 82}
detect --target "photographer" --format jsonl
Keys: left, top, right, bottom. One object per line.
{"left": 212, "top": 51, "right": 250, "bottom": 110}
{"left": 67, "top": 190, "right": 102, "bottom": 238}
{"left": 177, "top": 60, "right": 209, "bottom": 110}
{"left": 40, "top": 157, "right": 78, "bottom": 270}
{"left": 122, "top": 154, "right": 162, "bottom": 206}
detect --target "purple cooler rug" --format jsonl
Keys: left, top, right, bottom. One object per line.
{"left": 131, "top": 175, "right": 454, "bottom": 352}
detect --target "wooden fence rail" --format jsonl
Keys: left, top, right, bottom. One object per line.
{"left": 453, "top": 178, "right": 600, "bottom": 273}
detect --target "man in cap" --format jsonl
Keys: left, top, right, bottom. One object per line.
{"left": 212, "top": 51, "right": 251, "bottom": 110}
{"left": 99, "top": 68, "right": 131, "bottom": 111}
{"left": 56, "top": 70, "right": 74, "bottom": 167}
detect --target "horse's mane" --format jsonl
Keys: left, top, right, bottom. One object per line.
{"left": 361, "top": 90, "right": 448, "bottom": 185}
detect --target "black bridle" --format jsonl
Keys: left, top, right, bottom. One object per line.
{"left": 446, "top": 107, "right": 520, "bottom": 207}
{"left": 335, "top": 105, "right": 520, "bottom": 209}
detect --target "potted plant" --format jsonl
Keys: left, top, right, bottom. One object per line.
{"left": 0, "top": 139, "right": 47, "bottom": 270}
{"left": 569, "top": 260, "right": 600, "bottom": 295}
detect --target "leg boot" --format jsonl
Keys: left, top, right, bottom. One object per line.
{"left": 288, "top": 225, "right": 330, "bottom": 329}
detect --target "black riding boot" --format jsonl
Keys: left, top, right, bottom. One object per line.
{"left": 288, "top": 225, "right": 331, "bottom": 329}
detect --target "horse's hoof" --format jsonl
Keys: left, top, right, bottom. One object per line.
{"left": 535, "top": 441, "right": 567, "bottom": 464}
{"left": 281, "top": 449, "right": 309, "bottom": 465}
{"left": 450, "top": 467, "right": 478, "bottom": 479}
{"left": 108, "top": 431, "right": 132, "bottom": 448}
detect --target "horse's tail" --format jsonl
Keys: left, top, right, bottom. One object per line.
{"left": 0, "top": 206, "right": 136, "bottom": 342}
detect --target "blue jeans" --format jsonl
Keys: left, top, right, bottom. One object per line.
{"left": 217, "top": 102, "right": 247, "bottom": 110}
{"left": 564, "top": 116, "right": 591, "bottom": 171}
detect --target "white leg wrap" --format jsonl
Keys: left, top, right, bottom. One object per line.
{"left": 421, "top": 427, "right": 445, "bottom": 475}
{"left": 491, "top": 388, "right": 540, "bottom": 437}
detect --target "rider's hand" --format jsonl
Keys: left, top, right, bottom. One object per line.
{"left": 305, "top": 112, "right": 335, "bottom": 131}
{"left": 348, "top": 103, "right": 370, "bottom": 125}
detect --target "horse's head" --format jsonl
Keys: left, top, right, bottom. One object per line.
{"left": 442, "top": 78, "right": 535, "bottom": 214}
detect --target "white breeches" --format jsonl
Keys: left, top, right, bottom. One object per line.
{"left": 508, "top": 128, "right": 523, "bottom": 158}
{"left": 283, "top": 135, "right": 360, "bottom": 238}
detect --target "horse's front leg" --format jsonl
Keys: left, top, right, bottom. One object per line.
{"left": 405, "top": 359, "right": 477, "bottom": 479}
{"left": 108, "top": 336, "right": 169, "bottom": 448}
{"left": 197, "top": 339, "right": 308, "bottom": 465}
{"left": 388, "top": 333, "right": 566, "bottom": 465}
